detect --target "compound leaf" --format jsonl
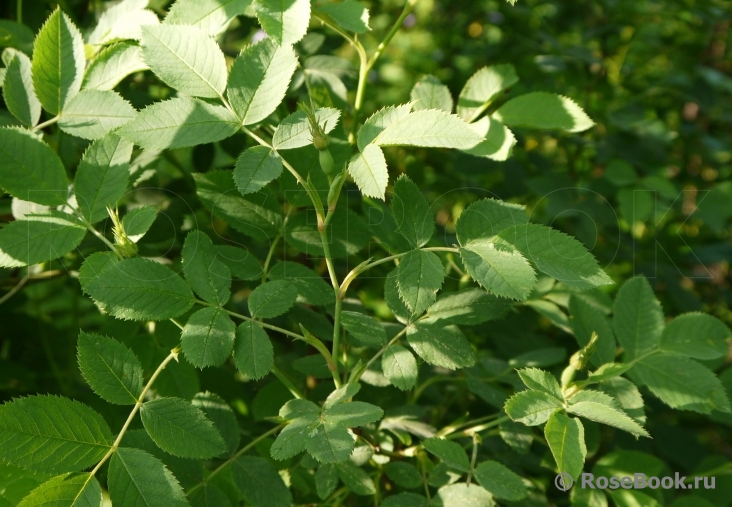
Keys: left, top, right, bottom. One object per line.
{"left": 544, "top": 412, "right": 586, "bottom": 482}
{"left": 659, "top": 312, "right": 730, "bottom": 360}
{"left": 272, "top": 107, "right": 341, "bottom": 150}
{"left": 337, "top": 461, "right": 375, "bottom": 495}
{"left": 455, "top": 198, "right": 527, "bottom": 245}
{"left": 567, "top": 394, "right": 649, "bottom": 438}
{"left": 459, "top": 239, "right": 536, "bottom": 301}
{"left": 325, "top": 402, "right": 383, "bottom": 428}
{"left": 357, "top": 104, "right": 412, "bottom": 150}
{"left": 457, "top": 64, "right": 518, "bottom": 122}
{"left": 517, "top": 368, "right": 563, "bottom": 400}
{"left": 473, "top": 460, "right": 528, "bottom": 501}
{"left": 423, "top": 438, "right": 470, "bottom": 473}
{"left": 233, "top": 146, "right": 283, "bottom": 195}
{"left": 306, "top": 422, "right": 354, "bottom": 463}
{"left": 181, "top": 307, "right": 236, "bottom": 368}
{"left": 17, "top": 473, "right": 102, "bottom": 507}
{"left": 82, "top": 42, "right": 148, "bottom": 91}
{"left": 2, "top": 50, "right": 41, "bottom": 127}
{"left": 493, "top": 92, "right": 594, "bottom": 133}
{"left": 108, "top": 447, "right": 188, "bottom": 507}
{"left": 504, "top": 390, "right": 562, "bottom": 426}
{"left": 382, "top": 345, "right": 418, "bottom": 390}
{"left": 231, "top": 456, "right": 292, "bottom": 507}
{"left": 396, "top": 249, "right": 444, "bottom": 316}
{"left": 426, "top": 289, "right": 512, "bottom": 326}
{"left": 248, "top": 280, "right": 297, "bottom": 319}
{"left": 252, "top": 0, "right": 311, "bottom": 45}
{"left": 58, "top": 89, "right": 135, "bottom": 140}
{"left": 391, "top": 175, "right": 434, "bottom": 248}
{"left": 384, "top": 462, "right": 422, "bottom": 489}
{"left": 268, "top": 261, "right": 334, "bottom": 306}
{"left": 233, "top": 321, "right": 273, "bottom": 380}
{"left": 372, "top": 110, "right": 482, "bottom": 149}
{"left": 0, "top": 211, "right": 86, "bottom": 268}
{"left": 182, "top": 230, "right": 231, "bottom": 305}
{"left": 406, "top": 321, "right": 475, "bottom": 370}
{"left": 613, "top": 277, "right": 663, "bottom": 361}
{"left": 77, "top": 332, "right": 143, "bottom": 405}
{"left": 340, "top": 311, "right": 387, "bottom": 347}
{"left": 348, "top": 144, "right": 389, "bottom": 200}
{"left": 165, "top": 0, "right": 252, "bottom": 36}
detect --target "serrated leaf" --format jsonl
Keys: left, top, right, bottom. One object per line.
{"left": 231, "top": 456, "right": 292, "bottom": 507}
{"left": 0, "top": 395, "right": 112, "bottom": 474}
{"left": 193, "top": 170, "right": 282, "bottom": 241}
{"left": 569, "top": 295, "right": 616, "bottom": 367}
{"left": 579, "top": 363, "right": 632, "bottom": 388}
{"left": 382, "top": 345, "right": 418, "bottom": 390}
{"left": 77, "top": 332, "right": 143, "bottom": 405}
{"left": 372, "top": 109, "right": 482, "bottom": 149}
{"left": 340, "top": 311, "right": 387, "bottom": 348}
{"left": 434, "top": 483, "right": 493, "bottom": 507}
{"left": 253, "top": 0, "right": 311, "bottom": 45}
{"left": 248, "top": 279, "right": 297, "bottom": 318}
{"left": 268, "top": 261, "right": 334, "bottom": 306}
{"left": 2, "top": 50, "right": 41, "bottom": 127}
{"left": 84, "top": 257, "right": 195, "bottom": 320}
{"left": 426, "top": 289, "right": 512, "bottom": 325}
{"left": 410, "top": 75, "right": 453, "bottom": 112}
{"left": 32, "top": 8, "right": 85, "bottom": 114}
{"left": 633, "top": 353, "right": 731, "bottom": 414}
{"left": 78, "top": 251, "right": 118, "bottom": 293}
{"left": 567, "top": 392, "right": 649, "bottom": 437}
{"left": 316, "top": 0, "right": 370, "bottom": 33}
{"left": 456, "top": 198, "right": 527, "bottom": 245}
{"left": 459, "top": 239, "right": 536, "bottom": 301}
{"left": 0, "top": 20, "right": 34, "bottom": 54}
{"left": 82, "top": 42, "right": 148, "bottom": 90}
{"left": 122, "top": 206, "right": 158, "bottom": 241}
{"left": 383, "top": 493, "right": 430, "bottom": 507}
{"left": 324, "top": 383, "right": 361, "bottom": 409}
{"left": 0, "top": 211, "right": 86, "bottom": 268}
{"left": 357, "top": 103, "right": 412, "bottom": 150}
{"left": 307, "top": 422, "right": 354, "bottom": 463}
{"left": 316, "top": 463, "right": 339, "bottom": 499}
{"left": 58, "top": 89, "right": 135, "bottom": 140}
{"left": 498, "top": 420, "right": 533, "bottom": 455}
{"left": 75, "top": 134, "right": 133, "bottom": 223}
{"left": 140, "top": 397, "right": 226, "bottom": 458}
{"left": 391, "top": 175, "right": 434, "bottom": 248}
{"left": 473, "top": 460, "right": 527, "bottom": 501}
{"left": 406, "top": 321, "right": 475, "bottom": 370}
{"left": 0, "top": 127, "right": 69, "bottom": 206}
{"left": 504, "top": 390, "right": 562, "bottom": 425}
{"left": 493, "top": 92, "right": 594, "bottom": 133}
{"left": 233, "top": 321, "right": 273, "bottom": 380}
{"left": 517, "top": 368, "right": 563, "bottom": 400}
{"left": 117, "top": 97, "right": 239, "bottom": 149}
{"left": 457, "top": 64, "right": 518, "bottom": 121}
{"left": 385, "top": 268, "right": 412, "bottom": 324}
{"left": 189, "top": 484, "right": 232, "bottom": 507}
{"left": 17, "top": 473, "right": 102, "bottom": 507}
{"left": 597, "top": 377, "right": 645, "bottom": 426}
{"left": 467, "top": 378, "right": 507, "bottom": 409}
{"left": 271, "top": 400, "right": 320, "bottom": 460}
{"left": 396, "top": 250, "right": 444, "bottom": 316}
{"left": 384, "top": 461, "right": 422, "bottom": 489}
{"left": 192, "top": 392, "right": 240, "bottom": 455}
{"left": 284, "top": 207, "right": 370, "bottom": 259}
{"left": 348, "top": 144, "right": 388, "bottom": 200}
{"left": 214, "top": 245, "right": 262, "bottom": 280}
{"left": 181, "top": 307, "right": 236, "bottom": 368}
{"left": 227, "top": 39, "right": 298, "bottom": 125}
{"left": 337, "top": 461, "right": 375, "bottom": 495}
{"left": 141, "top": 24, "right": 227, "bottom": 98}
{"left": 612, "top": 277, "right": 663, "bottom": 361}
{"left": 423, "top": 438, "right": 470, "bottom": 472}
{"left": 88, "top": 0, "right": 160, "bottom": 45}
{"left": 544, "top": 412, "right": 586, "bottom": 481}
{"left": 233, "top": 146, "right": 283, "bottom": 195}
{"left": 108, "top": 447, "right": 188, "bottom": 507}
{"left": 462, "top": 116, "right": 516, "bottom": 161}
{"left": 182, "top": 230, "right": 231, "bottom": 305}
{"left": 165, "top": 0, "right": 252, "bottom": 35}
{"left": 659, "top": 312, "right": 730, "bottom": 359}
{"left": 272, "top": 107, "right": 341, "bottom": 150}
{"left": 325, "top": 402, "right": 383, "bottom": 427}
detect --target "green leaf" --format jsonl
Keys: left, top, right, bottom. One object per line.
{"left": 406, "top": 321, "right": 475, "bottom": 370}
{"left": 517, "top": 368, "right": 563, "bottom": 400}
{"left": 2, "top": 50, "right": 41, "bottom": 127}
{"left": 214, "top": 245, "right": 262, "bottom": 280}
{"left": 122, "top": 206, "right": 158, "bottom": 241}
{"left": 410, "top": 75, "right": 453, "bottom": 112}
{"left": 423, "top": 437, "right": 470, "bottom": 472}
{"left": 337, "top": 462, "right": 375, "bottom": 495}
{"left": 316, "top": 463, "right": 339, "bottom": 499}
{"left": 473, "top": 460, "right": 527, "bottom": 501}
{"left": 189, "top": 484, "right": 232, "bottom": 507}
{"left": 372, "top": 110, "right": 482, "bottom": 149}
{"left": 340, "top": 311, "right": 387, "bottom": 348}
{"left": 357, "top": 104, "right": 412, "bottom": 150}
{"left": 457, "top": 64, "right": 518, "bottom": 122}
{"left": 348, "top": 144, "right": 389, "bottom": 200}
{"left": 0, "top": 395, "right": 112, "bottom": 474}
{"left": 181, "top": 307, "right": 236, "bottom": 368}
{"left": 579, "top": 363, "right": 632, "bottom": 388}
{"left": 284, "top": 207, "right": 370, "bottom": 259}
{"left": 633, "top": 353, "right": 731, "bottom": 414}
{"left": 544, "top": 412, "right": 586, "bottom": 482}
{"left": 569, "top": 295, "right": 616, "bottom": 367}
{"left": 31, "top": 8, "right": 85, "bottom": 114}
{"left": 271, "top": 400, "right": 320, "bottom": 460}
{"left": 659, "top": 312, "right": 730, "bottom": 359}
{"left": 233, "top": 146, "right": 283, "bottom": 195}
{"left": 306, "top": 422, "right": 354, "bottom": 463}
{"left": 272, "top": 107, "right": 341, "bottom": 150}
{"left": 316, "top": 0, "right": 370, "bottom": 33}
{"left": 84, "top": 257, "right": 195, "bottom": 321}
{"left": 0, "top": 211, "right": 86, "bottom": 268}
{"left": 383, "top": 493, "right": 430, "bottom": 507}
{"left": 509, "top": 347, "right": 566, "bottom": 369}
{"left": 58, "top": 90, "right": 135, "bottom": 140}
{"left": 165, "top": 0, "right": 252, "bottom": 35}
{"left": 385, "top": 268, "right": 412, "bottom": 324}
{"left": 493, "top": 92, "right": 594, "bottom": 133}
{"left": 17, "top": 473, "right": 102, "bottom": 507}
{"left": 78, "top": 251, "right": 119, "bottom": 293}
{"left": 504, "top": 390, "right": 562, "bottom": 426}
{"left": 252, "top": 0, "right": 311, "bottom": 45}
{"left": 87, "top": 0, "right": 160, "bottom": 45}
{"left": 82, "top": 42, "right": 148, "bottom": 90}
{"left": 231, "top": 456, "right": 292, "bottom": 507}
{"left": 233, "top": 321, "right": 273, "bottom": 380}
{"left": 382, "top": 345, "right": 418, "bottom": 390}
{"left": 268, "top": 261, "right": 334, "bottom": 306}
{"left": 182, "top": 230, "right": 231, "bottom": 305}
{"left": 227, "top": 39, "right": 298, "bottom": 125}
{"left": 140, "top": 397, "right": 226, "bottom": 458}
{"left": 391, "top": 175, "right": 434, "bottom": 248}
{"left": 117, "top": 97, "right": 239, "bottom": 149}
{"left": 384, "top": 461, "right": 422, "bottom": 489}
{"left": 0, "top": 127, "right": 69, "bottom": 206}
{"left": 467, "top": 378, "right": 508, "bottom": 409}
{"left": 433, "top": 483, "right": 493, "bottom": 507}
{"left": 323, "top": 382, "right": 361, "bottom": 409}
{"left": 77, "top": 332, "right": 143, "bottom": 405}
{"left": 325, "top": 402, "right": 383, "bottom": 427}
{"left": 426, "top": 289, "right": 512, "bottom": 326}
{"left": 462, "top": 117, "right": 516, "bottom": 161}
{"left": 141, "top": 24, "right": 227, "bottom": 98}
{"left": 456, "top": 199, "right": 527, "bottom": 245}
{"left": 192, "top": 392, "right": 240, "bottom": 455}
{"left": 612, "top": 277, "right": 663, "bottom": 361}
{"left": 108, "top": 447, "right": 188, "bottom": 507}
{"left": 193, "top": 170, "right": 282, "bottom": 241}
{"left": 0, "top": 20, "right": 34, "bottom": 54}
{"left": 74, "top": 134, "right": 133, "bottom": 223}
{"left": 397, "top": 249, "right": 444, "bottom": 316}
{"left": 567, "top": 391, "right": 649, "bottom": 437}
{"left": 459, "top": 239, "right": 536, "bottom": 301}
{"left": 498, "top": 420, "right": 533, "bottom": 455}
{"left": 248, "top": 280, "right": 298, "bottom": 318}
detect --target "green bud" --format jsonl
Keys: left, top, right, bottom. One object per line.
{"left": 327, "top": 171, "right": 345, "bottom": 210}
{"left": 319, "top": 148, "right": 336, "bottom": 177}
{"left": 107, "top": 207, "right": 138, "bottom": 258}
{"left": 569, "top": 331, "right": 599, "bottom": 371}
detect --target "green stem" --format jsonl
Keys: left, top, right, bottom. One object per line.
{"left": 410, "top": 375, "right": 465, "bottom": 404}
{"left": 271, "top": 364, "right": 305, "bottom": 399}
{"left": 16, "top": 0, "right": 22, "bottom": 23}
{"left": 31, "top": 116, "right": 59, "bottom": 131}
{"left": 351, "top": 326, "right": 408, "bottom": 383}
{"left": 331, "top": 296, "right": 343, "bottom": 385}
{"left": 0, "top": 272, "right": 28, "bottom": 306}
{"left": 261, "top": 233, "right": 282, "bottom": 284}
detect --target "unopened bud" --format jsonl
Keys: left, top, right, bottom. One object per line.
{"left": 570, "top": 331, "right": 599, "bottom": 371}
